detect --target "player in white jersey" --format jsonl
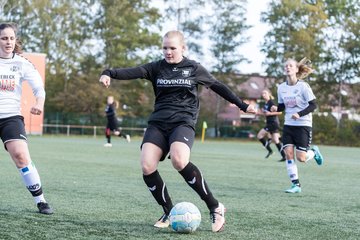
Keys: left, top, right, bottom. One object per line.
{"left": 271, "top": 58, "right": 324, "bottom": 193}
{"left": 0, "top": 22, "right": 53, "bottom": 214}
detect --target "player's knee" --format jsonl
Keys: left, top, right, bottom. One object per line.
{"left": 11, "top": 151, "right": 30, "bottom": 168}
{"left": 171, "top": 156, "right": 188, "bottom": 171}
{"left": 141, "top": 163, "right": 157, "bottom": 175}
{"left": 173, "top": 162, "right": 188, "bottom": 171}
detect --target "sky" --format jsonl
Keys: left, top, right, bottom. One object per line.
{"left": 238, "top": 0, "right": 271, "bottom": 75}
{"left": 153, "top": 0, "right": 271, "bottom": 75}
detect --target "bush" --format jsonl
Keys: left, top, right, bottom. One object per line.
{"left": 313, "top": 115, "right": 360, "bottom": 147}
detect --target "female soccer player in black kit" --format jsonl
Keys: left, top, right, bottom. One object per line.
{"left": 257, "top": 89, "right": 286, "bottom": 161}
{"left": 99, "top": 30, "right": 256, "bottom": 232}
{"left": 104, "top": 96, "right": 130, "bottom": 147}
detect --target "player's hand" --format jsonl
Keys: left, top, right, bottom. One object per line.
{"left": 291, "top": 113, "right": 300, "bottom": 120}
{"left": 270, "top": 105, "right": 277, "bottom": 112}
{"left": 246, "top": 105, "right": 257, "bottom": 114}
{"left": 99, "top": 75, "right": 111, "bottom": 88}
{"left": 30, "top": 106, "right": 43, "bottom": 115}
{"left": 30, "top": 98, "right": 45, "bottom": 115}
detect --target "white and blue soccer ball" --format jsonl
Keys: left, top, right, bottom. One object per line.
{"left": 169, "top": 202, "right": 201, "bottom": 233}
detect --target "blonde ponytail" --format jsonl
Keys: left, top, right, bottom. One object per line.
{"left": 296, "top": 57, "right": 314, "bottom": 79}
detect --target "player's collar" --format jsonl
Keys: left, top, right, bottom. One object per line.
{"left": 0, "top": 53, "right": 14, "bottom": 59}
{"left": 286, "top": 79, "right": 299, "bottom": 86}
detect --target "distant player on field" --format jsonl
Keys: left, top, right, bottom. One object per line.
{"left": 99, "top": 30, "right": 256, "bottom": 232}
{"left": 0, "top": 22, "right": 53, "bottom": 214}
{"left": 257, "top": 89, "right": 286, "bottom": 161}
{"left": 271, "top": 57, "right": 324, "bottom": 193}
{"left": 104, "top": 95, "right": 130, "bottom": 147}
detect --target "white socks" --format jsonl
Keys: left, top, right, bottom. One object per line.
{"left": 19, "top": 162, "right": 45, "bottom": 204}
{"left": 305, "top": 149, "right": 315, "bottom": 162}
{"left": 286, "top": 159, "right": 299, "bottom": 181}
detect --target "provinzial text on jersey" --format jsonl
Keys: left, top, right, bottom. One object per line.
{"left": 0, "top": 79, "right": 16, "bottom": 91}
{"left": 157, "top": 78, "right": 191, "bottom": 86}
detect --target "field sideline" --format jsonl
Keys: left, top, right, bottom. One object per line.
{"left": 0, "top": 136, "right": 359, "bottom": 240}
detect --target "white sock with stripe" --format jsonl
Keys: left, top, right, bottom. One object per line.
{"left": 19, "top": 162, "right": 46, "bottom": 204}
{"left": 286, "top": 159, "right": 299, "bottom": 182}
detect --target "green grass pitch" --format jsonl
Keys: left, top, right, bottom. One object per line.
{"left": 0, "top": 136, "right": 359, "bottom": 240}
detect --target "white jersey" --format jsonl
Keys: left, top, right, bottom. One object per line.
{"left": 277, "top": 80, "right": 315, "bottom": 127}
{"left": 0, "top": 53, "right": 45, "bottom": 119}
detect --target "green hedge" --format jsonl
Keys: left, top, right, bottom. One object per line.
{"left": 313, "top": 115, "right": 360, "bottom": 147}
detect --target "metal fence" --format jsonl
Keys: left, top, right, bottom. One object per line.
{"left": 41, "top": 124, "right": 146, "bottom": 138}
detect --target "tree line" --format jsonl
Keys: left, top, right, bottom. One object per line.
{"left": 1, "top": 0, "right": 359, "bottom": 129}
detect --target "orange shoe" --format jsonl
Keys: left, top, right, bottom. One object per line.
{"left": 210, "top": 202, "right": 226, "bottom": 232}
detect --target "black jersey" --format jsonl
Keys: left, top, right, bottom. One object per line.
{"left": 263, "top": 99, "right": 278, "bottom": 124}
{"left": 102, "top": 57, "right": 248, "bottom": 129}
{"left": 105, "top": 103, "right": 116, "bottom": 120}
{"left": 105, "top": 103, "right": 118, "bottom": 130}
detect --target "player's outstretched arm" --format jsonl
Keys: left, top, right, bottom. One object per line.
{"left": 245, "top": 104, "right": 257, "bottom": 114}
{"left": 99, "top": 75, "right": 111, "bottom": 88}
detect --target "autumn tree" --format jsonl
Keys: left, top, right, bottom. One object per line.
{"left": 162, "top": 0, "right": 252, "bottom": 135}
{"left": 206, "top": 0, "right": 250, "bottom": 136}
{"left": 261, "top": 0, "right": 327, "bottom": 78}
{"left": 1, "top": 0, "right": 163, "bottom": 122}
{"left": 261, "top": 0, "right": 359, "bottom": 113}
{"left": 94, "top": 0, "right": 162, "bottom": 118}
{"left": 2, "top": 0, "right": 97, "bottom": 114}
{"left": 163, "top": 0, "right": 206, "bottom": 56}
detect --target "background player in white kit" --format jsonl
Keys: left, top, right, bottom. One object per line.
{"left": 271, "top": 57, "right": 324, "bottom": 193}
{"left": 0, "top": 22, "right": 53, "bottom": 214}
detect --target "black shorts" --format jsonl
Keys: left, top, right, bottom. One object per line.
{"left": 0, "top": 116, "right": 27, "bottom": 148}
{"left": 282, "top": 125, "right": 312, "bottom": 152}
{"left": 106, "top": 118, "right": 118, "bottom": 131}
{"left": 264, "top": 121, "right": 280, "bottom": 134}
{"left": 141, "top": 124, "right": 195, "bottom": 161}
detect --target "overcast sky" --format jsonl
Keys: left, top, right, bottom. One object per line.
{"left": 153, "top": 0, "right": 271, "bottom": 75}
{"left": 238, "top": 0, "right": 271, "bottom": 75}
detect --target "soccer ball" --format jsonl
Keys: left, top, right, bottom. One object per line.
{"left": 169, "top": 202, "right": 201, "bottom": 233}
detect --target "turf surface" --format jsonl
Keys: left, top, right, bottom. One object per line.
{"left": 0, "top": 136, "right": 359, "bottom": 239}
